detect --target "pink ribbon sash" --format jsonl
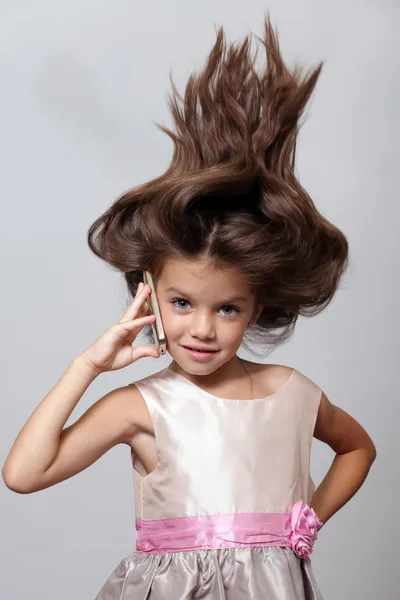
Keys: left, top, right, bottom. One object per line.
{"left": 136, "top": 501, "right": 323, "bottom": 558}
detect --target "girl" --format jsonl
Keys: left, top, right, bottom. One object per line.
{"left": 2, "top": 14, "right": 376, "bottom": 600}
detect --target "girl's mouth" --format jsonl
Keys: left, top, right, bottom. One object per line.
{"left": 183, "top": 346, "right": 220, "bottom": 360}
{"left": 184, "top": 346, "right": 218, "bottom": 352}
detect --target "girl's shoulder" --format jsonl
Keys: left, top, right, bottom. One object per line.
{"left": 254, "top": 362, "right": 294, "bottom": 383}
{"left": 245, "top": 361, "right": 299, "bottom": 393}
{"left": 246, "top": 361, "right": 322, "bottom": 398}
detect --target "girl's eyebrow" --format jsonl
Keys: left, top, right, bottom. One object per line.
{"left": 165, "top": 287, "right": 249, "bottom": 303}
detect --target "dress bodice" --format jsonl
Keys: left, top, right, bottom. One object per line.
{"left": 130, "top": 367, "right": 322, "bottom": 521}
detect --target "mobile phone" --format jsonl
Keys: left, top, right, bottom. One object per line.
{"left": 143, "top": 271, "right": 167, "bottom": 355}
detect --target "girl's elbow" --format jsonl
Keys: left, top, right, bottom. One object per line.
{"left": 364, "top": 439, "right": 377, "bottom": 465}
{"left": 2, "top": 465, "right": 36, "bottom": 494}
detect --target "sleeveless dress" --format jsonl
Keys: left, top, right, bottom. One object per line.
{"left": 94, "top": 366, "right": 324, "bottom": 600}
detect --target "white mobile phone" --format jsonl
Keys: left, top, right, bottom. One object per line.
{"left": 143, "top": 271, "right": 167, "bottom": 355}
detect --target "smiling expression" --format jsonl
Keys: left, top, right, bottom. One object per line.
{"left": 154, "top": 257, "right": 263, "bottom": 375}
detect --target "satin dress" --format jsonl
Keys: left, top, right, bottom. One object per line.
{"left": 94, "top": 366, "right": 324, "bottom": 599}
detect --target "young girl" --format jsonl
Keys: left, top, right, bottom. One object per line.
{"left": 2, "top": 14, "right": 376, "bottom": 600}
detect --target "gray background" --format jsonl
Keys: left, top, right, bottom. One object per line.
{"left": 1, "top": 1, "right": 398, "bottom": 598}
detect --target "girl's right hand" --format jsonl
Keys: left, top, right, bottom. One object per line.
{"left": 79, "top": 282, "right": 160, "bottom": 375}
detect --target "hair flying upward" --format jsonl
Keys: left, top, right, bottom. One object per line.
{"left": 87, "top": 13, "right": 349, "bottom": 356}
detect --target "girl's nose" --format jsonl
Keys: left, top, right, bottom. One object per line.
{"left": 189, "top": 315, "right": 215, "bottom": 339}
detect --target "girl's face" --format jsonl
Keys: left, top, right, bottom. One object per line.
{"left": 155, "top": 257, "right": 263, "bottom": 375}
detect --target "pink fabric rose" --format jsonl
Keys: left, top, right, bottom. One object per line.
{"left": 289, "top": 500, "right": 323, "bottom": 559}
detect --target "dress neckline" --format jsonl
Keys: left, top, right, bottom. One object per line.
{"left": 162, "top": 367, "right": 296, "bottom": 403}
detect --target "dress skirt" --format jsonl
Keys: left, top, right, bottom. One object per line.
{"left": 94, "top": 546, "right": 323, "bottom": 599}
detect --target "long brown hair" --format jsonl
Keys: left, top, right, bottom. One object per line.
{"left": 87, "top": 13, "right": 349, "bottom": 357}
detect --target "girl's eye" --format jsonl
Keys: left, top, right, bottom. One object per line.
{"left": 171, "top": 299, "right": 239, "bottom": 315}
{"left": 220, "top": 305, "right": 239, "bottom": 316}
{"left": 173, "top": 299, "right": 190, "bottom": 310}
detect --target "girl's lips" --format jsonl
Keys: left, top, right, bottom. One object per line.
{"left": 183, "top": 346, "right": 220, "bottom": 361}
{"left": 183, "top": 346, "right": 219, "bottom": 352}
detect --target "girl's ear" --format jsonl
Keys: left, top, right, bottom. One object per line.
{"left": 251, "top": 303, "right": 264, "bottom": 325}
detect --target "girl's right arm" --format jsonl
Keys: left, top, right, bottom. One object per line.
{"left": 2, "top": 281, "right": 159, "bottom": 494}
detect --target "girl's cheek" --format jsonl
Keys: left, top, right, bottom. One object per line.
{"left": 160, "top": 309, "right": 181, "bottom": 331}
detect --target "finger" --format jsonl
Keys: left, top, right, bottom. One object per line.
{"left": 138, "top": 297, "right": 152, "bottom": 319}
{"left": 113, "top": 314, "right": 156, "bottom": 337}
{"left": 116, "top": 313, "right": 155, "bottom": 328}
{"left": 120, "top": 284, "right": 151, "bottom": 322}
{"left": 123, "top": 311, "right": 154, "bottom": 344}
{"left": 130, "top": 345, "right": 160, "bottom": 362}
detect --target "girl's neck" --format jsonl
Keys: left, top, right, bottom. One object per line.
{"left": 168, "top": 355, "right": 253, "bottom": 395}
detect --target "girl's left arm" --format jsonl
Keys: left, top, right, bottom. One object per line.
{"left": 310, "top": 392, "right": 377, "bottom": 525}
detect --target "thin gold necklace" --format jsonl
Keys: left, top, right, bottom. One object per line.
{"left": 239, "top": 357, "right": 254, "bottom": 400}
